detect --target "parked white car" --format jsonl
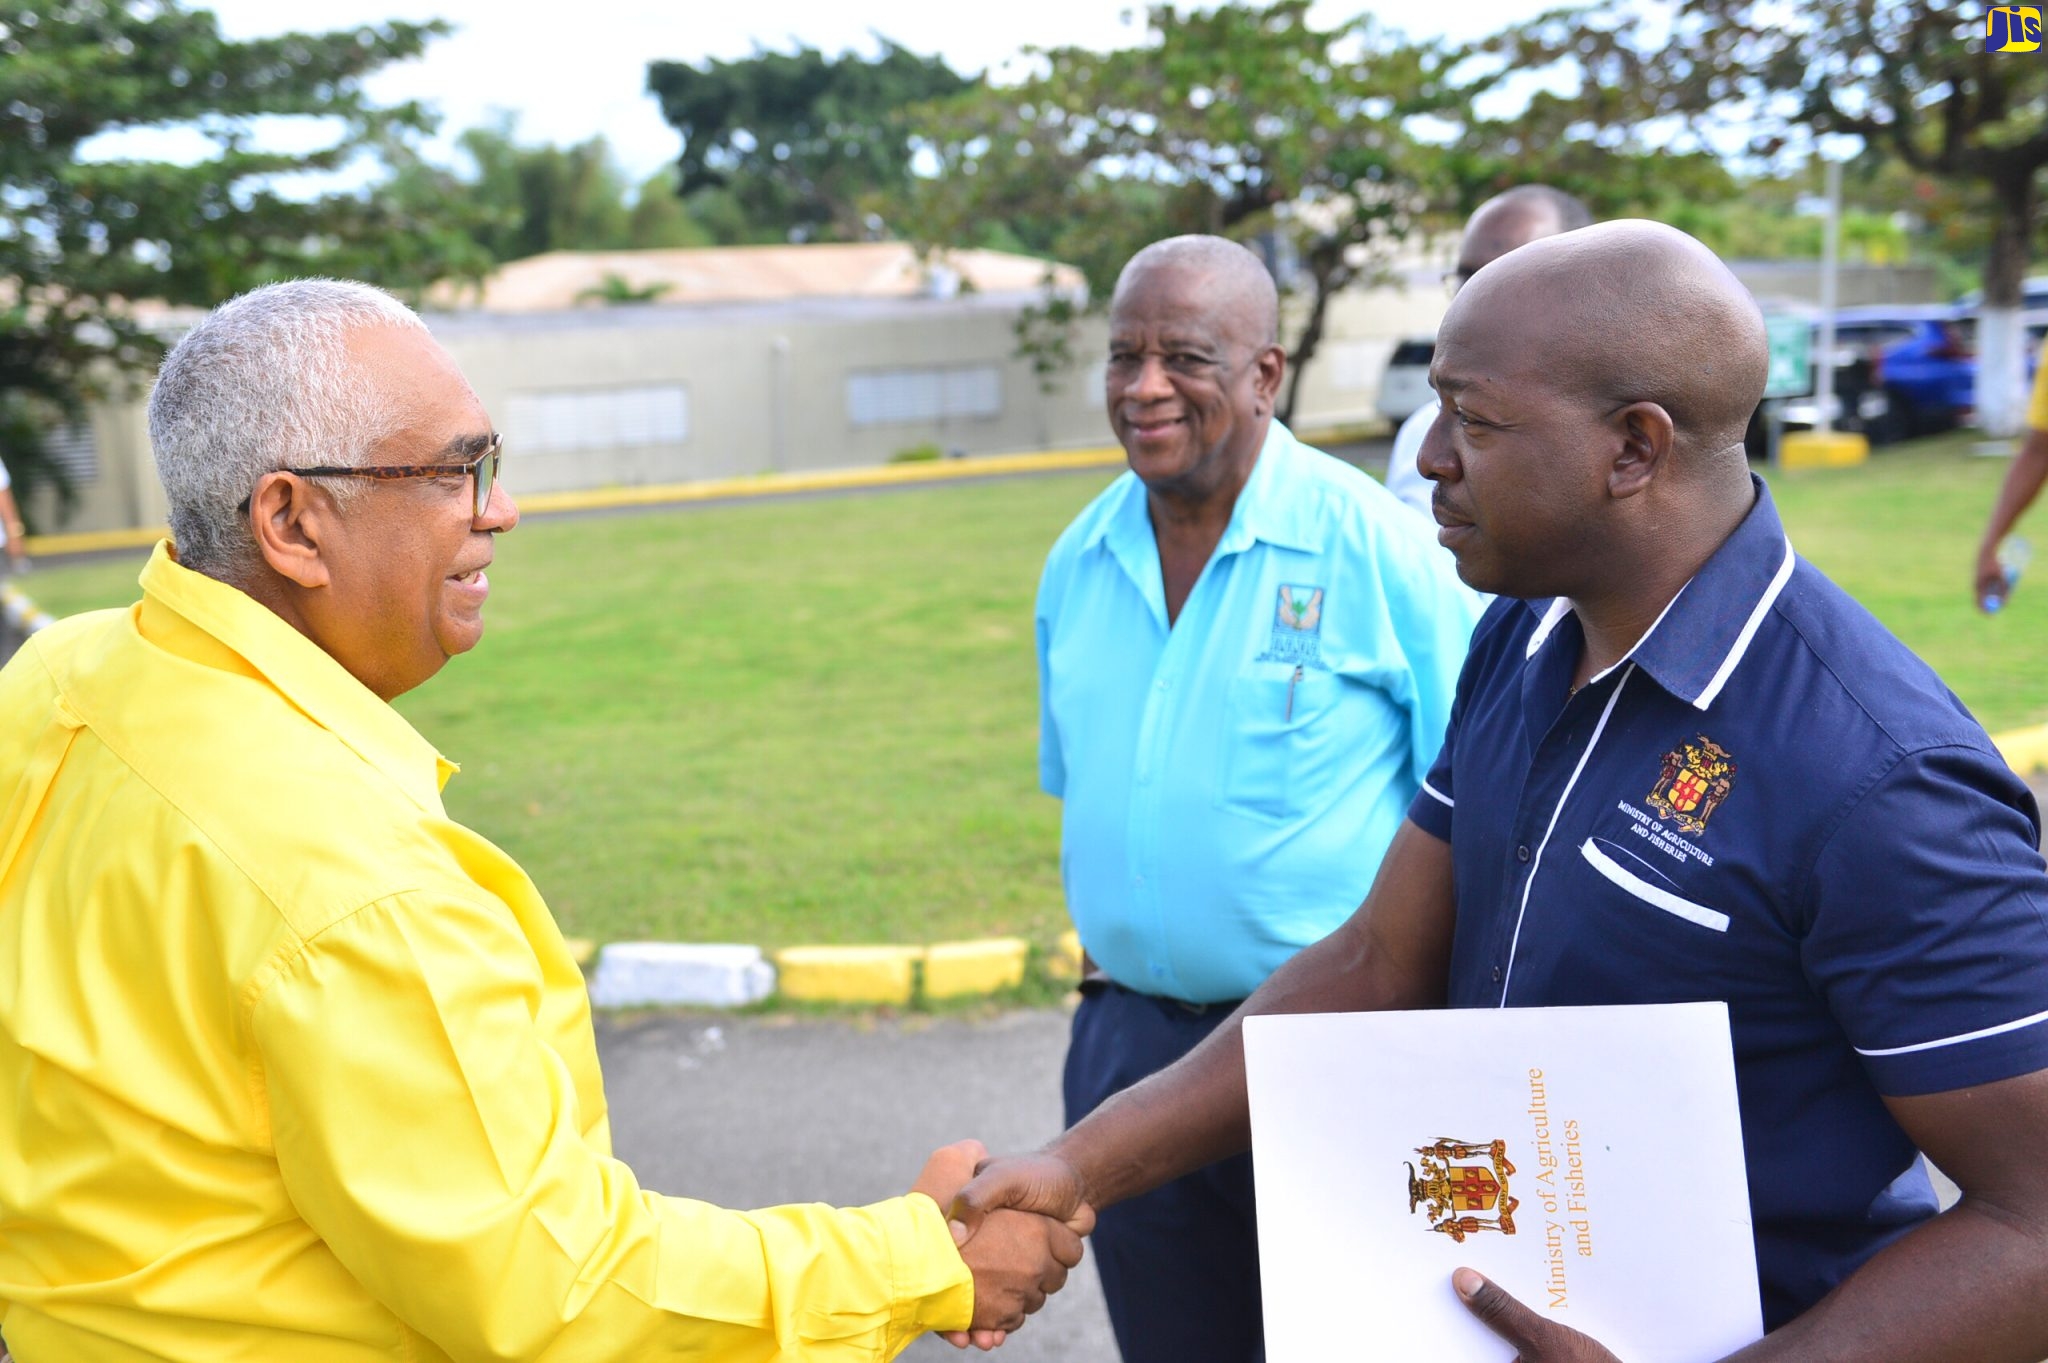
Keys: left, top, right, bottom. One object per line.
{"left": 1375, "top": 337, "right": 1437, "bottom": 422}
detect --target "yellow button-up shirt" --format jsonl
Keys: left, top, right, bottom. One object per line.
{"left": 0, "top": 544, "right": 972, "bottom": 1361}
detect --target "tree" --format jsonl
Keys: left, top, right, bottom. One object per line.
{"left": 1425, "top": 85, "right": 1740, "bottom": 226}
{"left": 576, "top": 272, "right": 673, "bottom": 305}
{"left": 382, "top": 121, "right": 722, "bottom": 270}
{"left": 1490, "top": 0, "right": 2048, "bottom": 434}
{"left": 646, "top": 39, "right": 972, "bottom": 244}
{"left": 897, "top": 1, "right": 1472, "bottom": 421}
{"left": 0, "top": 0, "right": 486, "bottom": 518}
{"left": 625, "top": 168, "right": 718, "bottom": 251}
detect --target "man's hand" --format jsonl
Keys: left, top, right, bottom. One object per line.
{"left": 912, "top": 1142, "right": 1090, "bottom": 1350}
{"left": 1975, "top": 543, "right": 2012, "bottom": 612}
{"left": 1455, "top": 1268, "right": 1623, "bottom": 1362}
{"left": 952, "top": 1206, "right": 1085, "bottom": 1335}
{"left": 949, "top": 1150, "right": 1095, "bottom": 1238}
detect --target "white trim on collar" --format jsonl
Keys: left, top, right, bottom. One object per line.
{"left": 1692, "top": 536, "right": 1796, "bottom": 712}
{"left": 1523, "top": 597, "right": 1575, "bottom": 658}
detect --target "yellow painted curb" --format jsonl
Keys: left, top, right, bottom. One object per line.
{"left": 1047, "top": 929, "right": 1084, "bottom": 981}
{"left": 774, "top": 944, "right": 922, "bottom": 1005}
{"left": 561, "top": 937, "right": 597, "bottom": 970}
{"left": 1993, "top": 723, "right": 2048, "bottom": 776}
{"left": 1779, "top": 432, "right": 1869, "bottom": 469}
{"left": 24, "top": 526, "right": 166, "bottom": 557}
{"left": 26, "top": 449, "right": 1126, "bottom": 559}
{"left": 513, "top": 447, "right": 1125, "bottom": 516}
{"left": 924, "top": 938, "right": 1030, "bottom": 999}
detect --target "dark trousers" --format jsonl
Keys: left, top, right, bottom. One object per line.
{"left": 1063, "top": 982, "right": 1265, "bottom": 1363}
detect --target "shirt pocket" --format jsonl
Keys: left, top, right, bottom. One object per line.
{"left": 1578, "top": 837, "right": 1729, "bottom": 932}
{"left": 1218, "top": 668, "right": 1341, "bottom": 823}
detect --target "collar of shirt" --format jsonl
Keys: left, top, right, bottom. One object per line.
{"left": 1520, "top": 474, "right": 1798, "bottom": 712}
{"left": 135, "top": 540, "right": 458, "bottom": 811}
{"left": 1085, "top": 420, "right": 1327, "bottom": 573}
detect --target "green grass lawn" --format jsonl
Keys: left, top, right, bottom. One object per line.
{"left": 1763, "top": 432, "right": 2046, "bottom": 734}
{"left": 16, "top": 437, "right": 2045, "bottom": 950}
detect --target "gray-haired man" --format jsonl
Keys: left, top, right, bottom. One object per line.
{"left": 0, "top": 280, "right": 1080, "bottom": 1361}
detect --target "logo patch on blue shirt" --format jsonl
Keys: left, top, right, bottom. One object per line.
{"left": 1646, "top": 735, "right": 1737, "bottom": 836}
{"left": 1255, "top": 583, "right": 1328, "bottom": 669}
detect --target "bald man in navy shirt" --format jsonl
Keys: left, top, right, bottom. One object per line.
{"left": 957, "top": 222, "right": 2048, "bottom": 1363}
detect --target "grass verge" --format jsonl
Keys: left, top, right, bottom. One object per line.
{"left": 15, "top": 439, "right": 2043, "bottom": 952}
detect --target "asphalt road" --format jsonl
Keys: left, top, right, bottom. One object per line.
{"left": 599, "top": 1005, "right": 1115, "bottom": 1362}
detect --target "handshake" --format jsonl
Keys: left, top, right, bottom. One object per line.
{"left": 908, "top": 1140, "right": 1094, "bottom": 1350}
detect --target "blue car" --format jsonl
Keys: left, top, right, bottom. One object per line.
{"left": 1829, "top": 306, "right": 1975, "bottom": 441}
{"left": 1874, "top": 316, "right": 1976, "bottom": 437}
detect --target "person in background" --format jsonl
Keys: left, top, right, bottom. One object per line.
{"left": 1384, "top": 185, "right": 1595, "bottom": 518}
{"left": 1973, "top": 344, "right": 2048, "bottom": 611}
{"left": 1034, "top": 235, "right": 1481, "bottom": 1362}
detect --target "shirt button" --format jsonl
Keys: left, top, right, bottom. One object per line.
{"left": 1492, "top": 966, "right": 1502, "bottom": 982}
{"left": 1155, "top": 679, "right": 1170, "bottom": 693}
{"left": 1516, "top": 845, "right": 1531, "bottom": 863}
{"left": 1133, "top": 874, "right": 1145, "bottom": 888}
{"left": 1149, "top": 962, "right": 1167, "bottom": 980}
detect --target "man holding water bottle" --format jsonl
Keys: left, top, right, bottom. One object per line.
{"left": 1974, "top": 355, "right": 2048, "bottom": 612}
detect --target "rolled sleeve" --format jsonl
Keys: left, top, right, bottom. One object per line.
{"left": 254, "top": 890, "right": 970, "bottom": 1361}
{"left": 1803, "top": 744, "right": 2048, "bottom": 1097}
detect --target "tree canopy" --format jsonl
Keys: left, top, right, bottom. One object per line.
{"left": 1490, "top": 0, "right": 2048, "bottom": 430}
{"left": 898, "top": 0, "right": 1474, "bottom": 420}
{"left": 647, "top": 39, "right": 971, "bottom": 244}
{"left": 0, "top": 0, "right": 484, "bottom": 512}
{"left": 381, "top": 116, "right": 717, "bottom": 270}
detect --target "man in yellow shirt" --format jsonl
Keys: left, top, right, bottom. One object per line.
{"left": 0, "top": 280, "right": 1081, "bottom": 1362}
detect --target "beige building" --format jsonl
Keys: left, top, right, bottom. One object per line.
{"left": 28, "top": 242, "right": 1451, "bottom": 536}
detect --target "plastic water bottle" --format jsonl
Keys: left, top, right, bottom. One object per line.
{"left": 1984, "top": 535, "right": 2032, "bottom": 613}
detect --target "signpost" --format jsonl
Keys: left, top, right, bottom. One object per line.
{"left": 1763, "top": 314, "right": 1811, "bottom": 400}
{"left": 1761, "top": 314, "right": 1811, "bottom": 466}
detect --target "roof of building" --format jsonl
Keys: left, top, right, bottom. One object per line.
{"left": 430, "top": 242, "right": 1085, "bottom": 314}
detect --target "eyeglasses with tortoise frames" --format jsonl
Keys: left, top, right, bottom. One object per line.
{"left": 240, "top": 434, "right": 503, "bottom": 519}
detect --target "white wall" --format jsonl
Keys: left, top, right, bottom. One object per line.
{"left": 41, "top": 279, "right": 1454, "bottom": 534}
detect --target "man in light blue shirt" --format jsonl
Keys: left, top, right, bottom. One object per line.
{"left": 1035, "top": 236, "right": 1480, "bottom": 1362}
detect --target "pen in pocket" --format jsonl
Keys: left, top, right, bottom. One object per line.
{"left": 1285, "top": 664, "right": 1303, "bottom": 721}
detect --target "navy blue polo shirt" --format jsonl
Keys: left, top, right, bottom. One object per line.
{"left": 1407, "top": 476, "right": 2048, "bottom": 1330}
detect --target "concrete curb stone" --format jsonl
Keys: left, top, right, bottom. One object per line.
{"left": 587, "top": 943, "right": 775, "bottom": 1009}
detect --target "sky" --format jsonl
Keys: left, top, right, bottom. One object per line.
{"left": 123, "top": 0, "right": 1563, "bottom": 183}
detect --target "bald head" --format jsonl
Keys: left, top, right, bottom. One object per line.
{"left": 1457, "top": 186, "right": 1593, "bottom": 280}
{"left": 1112, "top": 236, "right": 1280, "bottom": 347}
{"left": 1445, "top": 220, "right": 1768, "bottom": 458}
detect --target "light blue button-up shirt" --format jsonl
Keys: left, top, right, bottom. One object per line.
{"left": 1037, "top": 422, "right": 1482, "bottom": 1003}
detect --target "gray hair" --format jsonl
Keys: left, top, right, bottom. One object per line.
{"left": 148, "top": 279, "right": 428, "bottom": 581}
